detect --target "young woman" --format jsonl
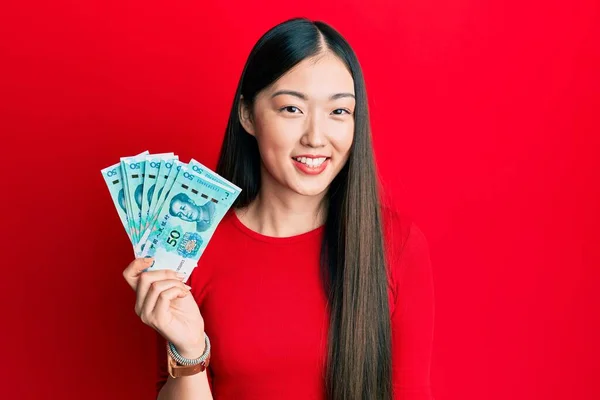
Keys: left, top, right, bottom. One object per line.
{"left": 123, "top": 17, "right": 435, "bottom": 400}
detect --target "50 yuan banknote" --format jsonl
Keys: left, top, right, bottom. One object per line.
{"left": 138, "top": 166, "right": 241, "bottom": 281}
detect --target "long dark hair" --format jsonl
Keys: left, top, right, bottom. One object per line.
{"left": 216, "top": 18, "right": 392, "bottom": 400}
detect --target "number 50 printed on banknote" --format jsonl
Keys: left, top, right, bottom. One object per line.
{"left": 139, "top": 166, "right": 240, "bottom": 282}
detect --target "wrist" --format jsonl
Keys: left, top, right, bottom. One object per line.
{"left": 171, "top": 332, "right": 208, "bottom": 360}
{"left": 166, "top": 334, "right": 211, "bottom": 378}
{"left": 178, "top": 343, "right": 206, "bottom": 359}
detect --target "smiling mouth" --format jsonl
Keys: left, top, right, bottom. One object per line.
{"left": 292, "top": 156, "right": 329, "bottom": 168}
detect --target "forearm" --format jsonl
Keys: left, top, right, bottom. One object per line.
{"left": 157, "top": 371, "right": 213, "bottom": 400}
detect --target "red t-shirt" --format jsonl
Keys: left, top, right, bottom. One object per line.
{"left": 156, "top": 207, "right": 435, "bottom": 399}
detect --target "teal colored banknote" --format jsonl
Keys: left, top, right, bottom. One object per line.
{"left": 147, "top": 158, "right": 178, "bottom": 224}
{"left": 100, "top": 163, "right": 132, "bottom": 243}
{"left": 144, "top": 160, "right": 184, "bottom": 239}
{"left": 121, "top": 153, "right": 148, "bottom": 243}
{"left": 141, "top": 153, "right": 176, "bottom": 233}
{"left": 139, "top": 166, "right": 240, "bottom": 281}
{"left": 102, "top": 151, "right": 147, "bottom": 243}
{"left": 188, "top": 159, "right": 242, "bottom": 196}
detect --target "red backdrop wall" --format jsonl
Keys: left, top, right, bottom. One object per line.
{"left": 1, "top": 1, "right": 598, "bottom": 399}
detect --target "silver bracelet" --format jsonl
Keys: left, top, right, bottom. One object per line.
{"left": 167, "top": 333, "right": 211, "bottom": 366}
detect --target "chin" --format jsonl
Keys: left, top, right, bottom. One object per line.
{"left": 290, "top": 182, "right": 331, "bottom": 197}
{"left": 287, "top": 171, "right": 341, "bottom": 197}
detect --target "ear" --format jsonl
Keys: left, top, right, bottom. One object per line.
{"left": 238, "top": 95, "right": 256, "bottom": 136}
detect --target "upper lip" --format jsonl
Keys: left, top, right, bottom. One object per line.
{"left": 292, "top": 155, "right": 330, "bottom": 158}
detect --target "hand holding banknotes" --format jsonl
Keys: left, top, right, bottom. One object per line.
{"left": 123, "top": 258, "right": 206, "bottom": 358}
{"left": 103, "top": 152, "right": 241, "bottom": 356}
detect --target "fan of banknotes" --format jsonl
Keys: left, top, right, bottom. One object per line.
{"left": 101, "top": 151, "right": 241, "bottom": 282}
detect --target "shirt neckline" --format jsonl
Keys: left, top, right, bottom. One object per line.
{"left": 229, "top": 209, "right": 325, "bottom": 244}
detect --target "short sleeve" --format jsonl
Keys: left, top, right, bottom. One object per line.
{"left": 390, "top": 222, "right": 436, "bottom": 400}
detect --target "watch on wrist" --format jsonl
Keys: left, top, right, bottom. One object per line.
{"left": 166, "top": 334, "right": 211, "bottom": 378}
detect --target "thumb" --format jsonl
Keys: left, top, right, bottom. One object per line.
{"left": 122, "top": 257, "right": 154, "bottom": 290}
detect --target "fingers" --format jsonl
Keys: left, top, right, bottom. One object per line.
{"left": 136, "top": 268, "right": 186, "bottom": 308}
{"left": 141, "top": 286, "right": 189, "bottom": 327}
{"left": 135, "top": 269, "right": 184, "bottom": 315}
{"left": 122, "top": 258, "right": 155, "bottom": 290}
{"left": 152, "top": 286, "right": 190, "bottom": 327}
{"left": 136, "top": 278, "right": 191, "bottom": 318}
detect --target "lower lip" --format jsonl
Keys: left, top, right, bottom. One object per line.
{"left": 292, "top": 158, "right": 330, "bottom": 175}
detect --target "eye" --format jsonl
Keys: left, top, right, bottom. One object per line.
{"left": 280, "top": 106, "right": 303, "bottom": 114}
{"left": 332, "top": 108, "right": 352, "bottom": 115}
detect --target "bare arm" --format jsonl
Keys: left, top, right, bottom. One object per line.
{"left": 157, "top": 372, "right": 213, "bottom": 400}
{"left": 122, "top": 259, "right": 213, "bottom": 400}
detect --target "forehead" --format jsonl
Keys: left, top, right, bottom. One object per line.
{"left": 269, "top": 53, "right": 354, "bottom": 98}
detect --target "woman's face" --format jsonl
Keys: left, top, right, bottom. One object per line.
{"left": 240, "top": 52, "right": 355, "bottom": 197}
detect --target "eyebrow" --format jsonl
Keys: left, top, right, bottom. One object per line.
{"left": 271, "top": 90, "right": 355, "bottom": 101}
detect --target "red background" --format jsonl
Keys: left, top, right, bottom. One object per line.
{"left": 1, "top": 1, "right": 599, "bottom": 399}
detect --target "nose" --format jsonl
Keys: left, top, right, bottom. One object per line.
{"left": 301, "top": 112, "right": 326, "bottom": 148}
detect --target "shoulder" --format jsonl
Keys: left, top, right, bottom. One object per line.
{"left": 381, "top": 206, "right": 432, "bottom": 305}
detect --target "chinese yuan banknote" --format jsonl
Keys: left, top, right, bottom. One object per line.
{"left": 102, "top": 153, "right": 240, "bottom": 280}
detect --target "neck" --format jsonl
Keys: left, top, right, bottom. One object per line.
{"left": 236, "top": 172, "right": 327, "bottom": 237}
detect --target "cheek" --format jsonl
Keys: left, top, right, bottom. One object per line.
{"left": 331, "top": 123, "right": 355, "bottom": 156}
{"left": 254, "top": 113, "right": 298, "bottom": 160}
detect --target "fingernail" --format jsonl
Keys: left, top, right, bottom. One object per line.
{"left": 176, "top": 273, "right": 186, "bottom": 280}
{"left": 184, "top": 285, "right": 192, "bottom": 290}
{"left": 144, "top": 257, "right": 154, "bottom": 264}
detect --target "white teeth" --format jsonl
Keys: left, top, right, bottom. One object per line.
{"left": 294, "top": 157, "right": 327, "bottom": 168}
